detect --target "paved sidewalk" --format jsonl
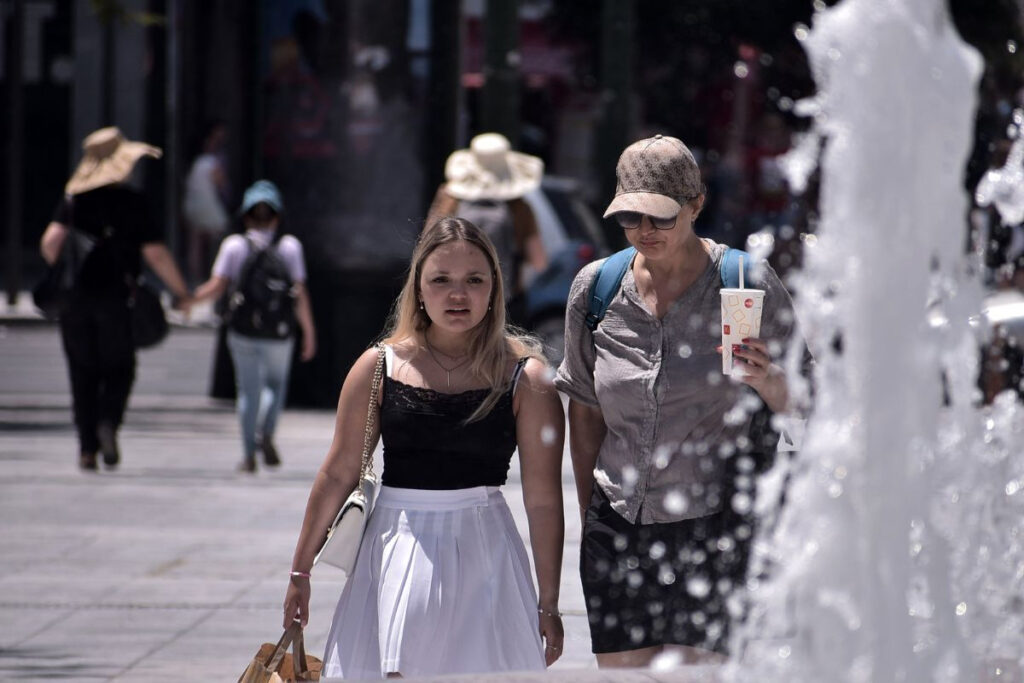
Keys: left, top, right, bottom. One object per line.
{"left": 0, "top": 323, "right": 603, "bottom": 681}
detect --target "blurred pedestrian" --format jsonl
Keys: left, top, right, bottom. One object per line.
{"left": 555, "top": 135, "right": 800, "bottom": 667}
{"left": 426, "top": 133, "right": 548, "bottom": 323}
{"left": 182, "top": 120, "right": 231, "bottom": 284}
{"left": 282, "top": 216, "right": 565, "bottom": 679}
{"left": 192, "top": 180, "right": 316, "bottom": 472}
{"left": 39, "top": 127, "right": 192, "bottom": 471}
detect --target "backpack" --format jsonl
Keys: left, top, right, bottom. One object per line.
{"left": 226, "top": 234, "right": 297, "bottom": 339}
{"left": 585, "top": 246, "right": 752, "bottom": 330}
{"left": 585, "top": 245, "right": 784, "bottom": 462}
{"left": 456, "top": 199, "right": 519, "bottom": 298}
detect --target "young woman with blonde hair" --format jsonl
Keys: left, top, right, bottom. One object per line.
{"left": 283, "top": 216, "right": 566, "bottom": 679}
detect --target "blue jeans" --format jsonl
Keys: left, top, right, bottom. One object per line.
{"left": 226, "top": 331, "right": 294, "bottom": 461}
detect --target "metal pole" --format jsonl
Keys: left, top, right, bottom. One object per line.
{"left": 5, "top": 0, "right": 25, "bottom": 305}
{"left": 165, "top": 0, "right": 180, "bottom": 256}
{"left": 425, "top": 0, "right": 462, "bottom": 212}
{"left": 597, "top": 0, "right": 633, "bottom": 249}
{"left": 101, "top": 14, "right": 115, "bottom": 125}
{"left": 481, "top": 0, "right": 519, "bottom": 142}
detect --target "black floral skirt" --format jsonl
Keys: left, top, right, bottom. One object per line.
{"left": 580, "top": 485, "right": 754, "bottom": 654}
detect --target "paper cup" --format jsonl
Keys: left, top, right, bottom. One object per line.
{"left": 721, "top": 288, "right": 765, "bottom": 375}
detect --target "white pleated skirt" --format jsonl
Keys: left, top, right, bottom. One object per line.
{"left": 321, "top": 485, "right": 545, "bottom": 680}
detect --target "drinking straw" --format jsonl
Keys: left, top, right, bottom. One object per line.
{"left": 738, "top": 255, "right": 745, "bottom": 289}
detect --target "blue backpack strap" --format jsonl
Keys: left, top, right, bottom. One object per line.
{"left": 720, "top": 247, "right": 755, "bottom": 289}
{"left": 585, "top": 247, "right": 636, "bottom": 331}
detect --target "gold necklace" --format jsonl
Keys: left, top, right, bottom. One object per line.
{"left": 424, "top": 338, "right": 472, "bottom": 388}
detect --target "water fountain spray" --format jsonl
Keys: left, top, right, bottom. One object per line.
{"left": 725, "top": 1, "right": 1024, "bottom": 681}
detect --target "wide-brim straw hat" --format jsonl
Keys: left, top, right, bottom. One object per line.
{"left": 65, "top": 127, "right": 162, "bottom": 195}
{"left": 444, "top": 133, "right": 543, "bottom": 202}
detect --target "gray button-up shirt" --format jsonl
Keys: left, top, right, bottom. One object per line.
{"left": 555, "top": 240, "right": 796, "bottom": 524}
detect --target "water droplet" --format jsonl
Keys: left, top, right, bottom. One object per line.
{"left": 687, "top": 576, "right": 711, "bottom": 599}
{"left": 540, "top": 425, "right": 557, "bottom": 446}
{"left": 658, "top": 566, "right": 676, "bottom": 585}
{"left": 1009, "top": 40, "right": 1018, "bottom": 54}
{"left": 677, "top": 343, "right": 692, "bottom": 359}
{"left": 732, "top": 492, "right": 753, "bottom": 514}
{"left": 665, "top": 491, "right": 689, "bottom": 514}
{"left": 653, "top": 445, "right": 673, "bottom": 469}
{"left": 1006, "top": 480, "right": 1021, "bottom": 496}
{"left": 779, "top": 645, "right": 792, "bottom": 659}
{"left": 828, "top": 482, "right": 843, "bottom": 498}
{"left": 649, "top": 541, "right": 666, "bottom": 560}
{"left": 955, "top": 602, "right": 967, "bottom": 616}
{"left": 623, "top": 465, "right": 638, "bottom": 487}
{"left": 651, "top": 651, "right": 683, "bottom": 671}
{"left": 794, "top": 24, "right": 809, "bottom": 41}
{"left": 613, "top": 534, "right": 628, "bottom": 551}
{"left": 827, "top": 47, "right": 841, "bottom": 61}
{"left": 734, "top": 62, "right": 750, "bottom": 79}
{"left": 627, "top": 570, "right": 643, "bottom": 588}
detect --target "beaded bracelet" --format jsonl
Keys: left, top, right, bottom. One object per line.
{"left": 538, "top": 607, "right": 562, "bottom": 618}
{"left": 290, "top": 570, "right": 311, "bottom": 579}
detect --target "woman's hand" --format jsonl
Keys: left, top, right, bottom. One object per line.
{"left": 283, "top": 575, "right": 311, "bottom": 628}
{"left": 539, "top": 610, "right": 565, "bottom": 666}
{"left": 726, "top": 337, "right": 789, "bottom": 413}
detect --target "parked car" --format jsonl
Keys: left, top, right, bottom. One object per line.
{"left": 520, "top": 176, "right": 609, "bottom": 364}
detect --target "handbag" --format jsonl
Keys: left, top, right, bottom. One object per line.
{"left": 313, "top": 344, "right": 384, "bottom": 574}
{"left": 238, "top": 619, "right": 322, "bottom": 683}
{"left": 32, "top": 198, "right": 96, "bottom": 320}
{"left": 129, "top": 277, "right": 169, "bottom": 349}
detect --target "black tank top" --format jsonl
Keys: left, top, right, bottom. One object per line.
{"left": 379, "top": 356, "right": 527, "bottom": 490}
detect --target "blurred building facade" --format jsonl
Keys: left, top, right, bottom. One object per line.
{"left": 3, "top": 0, "right": 1021, "bottom": 406}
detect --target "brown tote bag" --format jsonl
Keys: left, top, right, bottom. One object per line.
{"left": 238, "top": 619, "right": 322, "bottom": 683}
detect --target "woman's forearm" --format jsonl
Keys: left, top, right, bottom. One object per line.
{"left": 568, "top": 400, "right": 606, "bottom": 515}
{"left": 141, "top": 243, "right": 190, "bottom": 299}
{"left": 290, "top": 467, "right": 358, "bottom": 572}
{"left": 40, "top": 222, "right": 67, "bottom": 265}
{"left": 525, "top": 501, "right": 563, "bottom": 608}
{"left": 294, "top": 284, "right": 316, "bottom": 339}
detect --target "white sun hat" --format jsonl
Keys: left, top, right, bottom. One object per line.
{"left": 443, "top": 133, "right": 544, "bottom": 201}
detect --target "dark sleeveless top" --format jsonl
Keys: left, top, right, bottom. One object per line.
{"left": 380, "top": 358, "right": 527, "bottom": 490}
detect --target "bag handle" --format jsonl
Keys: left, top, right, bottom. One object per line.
{"left": 292, "top": 625, "right": 313, "bottom": 680}
{"left": 258, "top": 619, "right": 303, "bottom": 674}
{"left": 359, "top": 344, "right": 385, "bottom": 480}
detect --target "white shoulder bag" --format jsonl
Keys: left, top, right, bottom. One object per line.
{"left": 313, "top": 344, "right": 384, "bottom": 574}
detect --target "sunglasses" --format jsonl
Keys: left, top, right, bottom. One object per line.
{"left": 615, "top": 212, "right": 678, "bottom": 230}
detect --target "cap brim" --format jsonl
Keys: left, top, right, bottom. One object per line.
{"left": 603, "top": 192, "right": 681, "bottom": 219}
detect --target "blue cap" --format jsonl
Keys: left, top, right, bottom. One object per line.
{"left": 239, "top": 179, "right": 284, "bottom": 215}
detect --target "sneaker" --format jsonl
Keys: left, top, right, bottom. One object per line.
{"left": 261, "top": 439, "right": 281, "bottom": 467}
{"left": 237, "top": 458, "right": 257, "bottom": 473}
{"left": 97, "top": 422, "right": 120, "bottom": 469}
{"left": 79, "top": 451, "right": 98, "bottom": 471}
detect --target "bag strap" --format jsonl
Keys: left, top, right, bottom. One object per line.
{"left": 584, "top": 246, "right": 635, "bottom": 331}
{"left": 584, "top": 245, "right": 757, "bottom": 332}
{"left": 720, "top": 247, "right": 754, "bottom": 289}
{"left": 259, "top": 619, "right": 303, "bottom": 674}
{"left": 359, "top": 344, "right": 385, "bottom": 480}
{"left": 291, "top": 623, "right": 312, "bottom": 680}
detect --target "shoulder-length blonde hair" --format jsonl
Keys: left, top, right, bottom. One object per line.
{"left": 382, "top": 216, "right": 545, "bottom": 421}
